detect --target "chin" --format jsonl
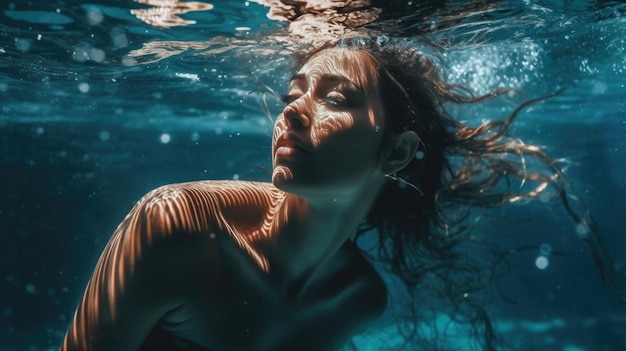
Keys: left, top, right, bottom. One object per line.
{"left": 271, "top": 167, "right": 308, "bottom": 195}
{"left": 272, "top": 165, "right": 292, "bottom": 185}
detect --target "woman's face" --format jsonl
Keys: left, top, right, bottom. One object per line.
{"left": 272, "top": 48, "right": 388, "bottom": 199}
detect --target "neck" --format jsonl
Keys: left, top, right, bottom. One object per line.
{"left": 266, "top": 180, "right": 383, "bottom": 299}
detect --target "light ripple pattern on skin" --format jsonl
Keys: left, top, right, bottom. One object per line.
{"left": 63, "top": 181, "right": 289, "bottom": 350}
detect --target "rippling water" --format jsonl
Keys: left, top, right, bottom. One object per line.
{"left": 1, "top": 0, "right": 625, "bottom": 350}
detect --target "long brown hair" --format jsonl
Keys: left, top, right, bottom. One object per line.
{"left": 298, "top": 38, "right": 624, "bottom": 350}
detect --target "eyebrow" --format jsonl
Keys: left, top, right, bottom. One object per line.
{"left": 289, "top": 73, "right": 358, "bottom": 88}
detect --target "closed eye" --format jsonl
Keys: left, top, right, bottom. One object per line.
{"left": 323, "top": 90, "right": 365, "bottom": 109}
{"left": 324, "top": 92, "right": 346, "bottom": 107}
{"left": 281, "top": 94, "right": 301, "bottom": 105}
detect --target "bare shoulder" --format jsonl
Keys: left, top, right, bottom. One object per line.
{"left": 139, "top": 180, "right": 277, "bottom": 211}
{"left": 61, "top": 181, "right": 279, "bottom": 351}
{"left": 132, "top": 180, "right": 279, "bottom": 239}
{"left": 125, "top": 180, "right": 283, "bottom": 275}
{"left": 90, "top": 180, "right": 277, "bottom": 282}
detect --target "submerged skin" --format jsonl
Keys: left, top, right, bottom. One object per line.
{"left": 61, "top": 48, "right": 418, "bottom": 351}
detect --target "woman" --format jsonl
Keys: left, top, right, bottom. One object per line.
{"left": 60, "top": 40, "right": 618, "bottom": 351}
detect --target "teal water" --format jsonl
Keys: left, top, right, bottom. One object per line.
{"left": 1, "top": 0, "right": 625, "bottom": 350}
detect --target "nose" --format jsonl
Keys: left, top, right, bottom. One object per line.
{"left": 282, "top": 97, "right": 312, "bottom": 129}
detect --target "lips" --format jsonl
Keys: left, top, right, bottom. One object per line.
{"left": 274, "top": 134, "right": 310, "bottom": 155}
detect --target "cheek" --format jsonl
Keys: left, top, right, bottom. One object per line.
{"left": 310, "top": 112, "right": 354, "bottom": 147}
{"left": 316, "top": 129, "right": 383, "bottom": 171}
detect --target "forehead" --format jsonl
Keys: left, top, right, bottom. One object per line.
{"left": 297, "top": 48, "right": 380, "bottom": 90}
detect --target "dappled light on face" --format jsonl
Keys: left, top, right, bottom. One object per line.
{"left": 292, "top": 49, "right": 380, "bottom": 148}
{"left": 310, "top": 113, "right": 355, "bottom": 148}
{"left": 132, "top": 0, "right": 214, "bottom": 28}
{"left": 301, "top": 49, "right": 380, "bottom": 95}
{"left": 270, "top": 48, "right": 385, "bottom": 194}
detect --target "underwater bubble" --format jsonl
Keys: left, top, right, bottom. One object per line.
{"left": 415, "top": 150, "right": 425, "bottom": 160}
{"left": 72, "top": 47, "right": 89, "bottom": 62}
{"left": 592, "top": 81, "right": 608, "bottom": 94}
{"left": 73, "top": 46, "right": 105, "bottom": 62}
{"left": 78, "top": 82, "right": 90, "bottom": 93}
{"left": 430, "top": 19, "right": 437, "bottom": 31}
{"left": 535, "top": 255, "right": 549, "bottom": 270}
{"left": 121, "top": 56, "right": 136, "bottom": 66}
{"left": 214, "top": 128, "right": 223, "bottom": 135}
{"left": 233, "top": 174, "right": 240, "bottom": 180}
{"left": 15, "top": 38, "right": 31, "bottom": 52}
{"left": 35, "top": 127, "right": 44, "bottom": 135}
{"left": 160, "top": 133, "right": 171, "bottom": 144}
{"left": 86, "top": 7, "right": 104, "bottom": 26}
{"left": 98, "top": 130, "right": 110, "bottom": 141}
{"left": 88, "top": 48, "right": 106, "bottom": 63}
{"left": 575, "top": 219, "right": 589, "bottom": 238}
{"left": 110, "top": 29, "right": 129, "bottom": 48}
{"left": 25, "top": 284, "right": 37, "bottom": 294}
{"left": 190, "top": 132, "right": 200, "bottom": 142}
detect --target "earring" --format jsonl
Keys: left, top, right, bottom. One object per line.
{"left": 415, "top": 150, "right": 425, "bottom": 160}
{"left": 385, "top": 174, "right": 424, "bottom": 195}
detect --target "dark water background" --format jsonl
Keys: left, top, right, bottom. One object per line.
{"left": 1, "top": 0, "right": 625, "bottom": 350}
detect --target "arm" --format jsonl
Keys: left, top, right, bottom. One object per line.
{"left": 60, "top": 184, "right": 217, "bottom": 351}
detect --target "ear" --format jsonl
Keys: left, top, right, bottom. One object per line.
{"left": 380, "top": 131, "right": 420, "bottom": 174}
